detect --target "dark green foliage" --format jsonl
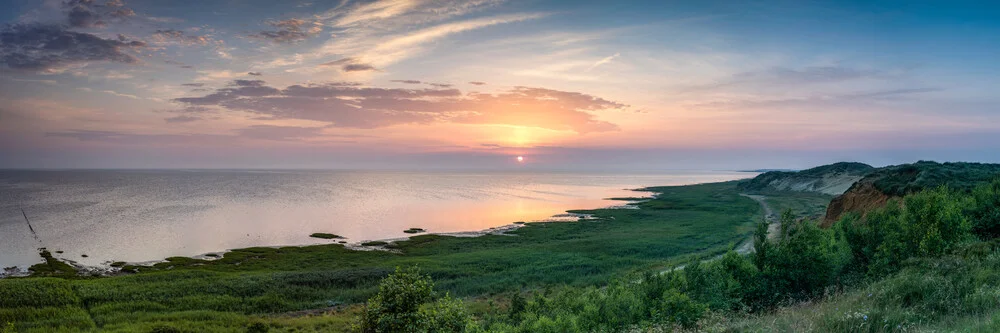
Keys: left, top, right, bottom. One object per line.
{"left": 403, "top": 228, "right": 426, "bottom": 234}
{"left": 507, "top": 293, "right": 525, "bottom": 321}
{"left": 420, "top": 294, "right": 473, "bottom": 332}
{"left": 246, "top": 321, "right": 269, "bottom": 333}
{"left": 839, "top": 186, "right": 972, "bottom": 277}
{"left": 309, "top": 233, "right": 343, "bottom": 239}
{"left": 656, "top": 289, "right": 706, "bottom": 328}
{"left": 355, "top": 267, "right": 472, "bottom": 333}
{"left": 866, "top": 161, "right": 1000, "bottom": 196}
{"left": 0, "top": 278, "right": 80, "bottom": 308}
{"left": 28, "top": 250, "right": 77, "bottom": 278}
{"left": 360, "top": 241, "right": 388, "bottom": 246}
{"left": 484, "top": 277, "right": 707, "bottom": 332}
{"left": 757, "top": 216, "right": 846, "bottom": 305}
{"left": 968, "top": 178, "right": 1000, "bottom": 239}
{"left": 751, "top": 220, "right": 769, "bottom": 270}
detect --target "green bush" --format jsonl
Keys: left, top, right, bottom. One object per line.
{"left": 656, "top": 289, "right": 706, "bottom": 328}
{"left": 840, "top": 187, "right": 972, "bottom": 277}
{"left": 969, "top": 179, "right": 1000, "bottom": 239}
{"left": 355, "top": 267, "right": 473, "bottom": 333}
{"left": 246, "top": 321, "right": 269, "bottom": 333}
{"left": 748, "top": 211, "right": 847, "bottom": 309}
{"left": 420, "top": 294, "right": 474, "bottom": 332}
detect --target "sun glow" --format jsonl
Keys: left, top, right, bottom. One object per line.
{"left": 517, "top": 156, "right": 524, "bottom": 163}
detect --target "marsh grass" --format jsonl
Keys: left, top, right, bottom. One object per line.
{"left": 27, "top": 250, "right": 77, "bottom": 278}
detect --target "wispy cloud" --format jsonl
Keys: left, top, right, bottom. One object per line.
{"left": 357, "top": 12, "right": 547, "bottom": 66}
{"left": 586, "top": 52, "right": 620, "bottom": 71}
{"left": 328, "top": 0, "right": 422, "bottom": 27}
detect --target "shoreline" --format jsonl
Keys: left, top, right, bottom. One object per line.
{"left": 1, "top": 188, "right": 658, "bottom": 278}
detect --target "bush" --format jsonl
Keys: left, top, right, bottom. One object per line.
{"left": 969, "top": 179, "right": 1000, "bottom": 239}
{"left": 355, "top": 267, "right": 473, "bottom": 333}
{"left": 656, "top": 289, "right": 706, "bottom": 328}
{"left": 246, "top": 321, "right": 269, "bottom": 333}
{"left": 841, "top": 187, "right": 972, "bottom": 277}
{"left": 749, "top": 213, "right": 847, "bottom": 308}
{"left": 420, "top": 294, "right": 473, "bottom": 332}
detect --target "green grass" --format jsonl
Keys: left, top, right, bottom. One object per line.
{"left": 1, "top": 181, "right": 760, "bottom": 332}
{"left": 761, "top": 191, "right": 833, "bottom": 219}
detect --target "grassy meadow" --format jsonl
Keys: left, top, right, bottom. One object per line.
{"left": 2, "top": 181, "right": 761, "bottom": 332}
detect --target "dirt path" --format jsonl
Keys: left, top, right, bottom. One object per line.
{"left": 662, "top": 194, "right": 777, "bottom": 273}
{"left": 734, "top": 194, "right": 778, "bottom": 254}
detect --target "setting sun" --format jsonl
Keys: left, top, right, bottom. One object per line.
{"left": 517, "top": 156, "right": 524, "bottom": 163}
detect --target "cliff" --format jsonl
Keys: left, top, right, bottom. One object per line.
{"left": 822, "top": 161, "right": 1000, "bottom": 226}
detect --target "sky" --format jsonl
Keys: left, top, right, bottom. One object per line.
{"left": 1, "top": 0, "right": 998, "bottom": 170}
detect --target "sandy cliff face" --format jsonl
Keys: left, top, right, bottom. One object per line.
{"left": 739, "top": 162, "right": 874, "bottom": 196}
{"left": 822, "top": 180, "right": 893, "bottom": 227}
{"left": 766, "top": 174, "right": 866, "bottom": 196}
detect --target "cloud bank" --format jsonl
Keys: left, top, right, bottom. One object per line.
{"left": 173, "top": 80, "right": 625, "bottom": 132}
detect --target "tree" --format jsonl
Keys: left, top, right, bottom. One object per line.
{"left": 752, "top": 220, "right": 770, "bottom": 270}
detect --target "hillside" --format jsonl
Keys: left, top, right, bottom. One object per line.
{"left": 823, "top": 161, "right": 1000, "bottom": 226}
{"left": 738, "top": 162, "right": 874, "bottom": 195}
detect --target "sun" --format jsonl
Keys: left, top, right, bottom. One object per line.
{"left": 516, "top": 156, "right": 524, "bottom": 163}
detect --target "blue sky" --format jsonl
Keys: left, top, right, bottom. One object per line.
{"left": 0, "top": 0, "right": 998, "bottom": 169}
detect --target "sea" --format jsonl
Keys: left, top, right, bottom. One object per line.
{"left": 0, "top": 169, "right": 752, "bottom": 269}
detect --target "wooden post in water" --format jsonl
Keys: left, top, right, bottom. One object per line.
{"left": 20, "top": 207, "right": 41, "bottom": 244}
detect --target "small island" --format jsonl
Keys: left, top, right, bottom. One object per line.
{"left": 403, "top": 228, "right": 426, "bottom": 234}
{"left": 308, "top": 233, "right": 343, "bottom": 240}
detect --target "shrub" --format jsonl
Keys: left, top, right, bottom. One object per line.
{"left": 508, "top": 293, "right": 526, "bottom": 321}
{"left": 656, "top": 289, "right": 706, "bottom": 328}
{"left": 420, "top": 294, "right": 473, "bottom": 332}
{"left": 355, "top": 267, "right": 473, "bottom": 333}
{"left": 355, "top": 267, "right": 434, "bottom": 332}
{"left": 969, "top": 179, "right": 1000, "bottom": 239}
{"left": 246, "top": 321, "right": 269, "bottom": 333}
{"left": 842, "top": 187, "right": 972, "bottom": 277}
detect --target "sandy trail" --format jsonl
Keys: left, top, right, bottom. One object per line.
{"left": 734, "top": 194, "right": 778, "bottom": 253}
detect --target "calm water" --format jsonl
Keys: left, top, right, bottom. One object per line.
{"left": 0, "top": 169, "right": 751, "bottom": 268}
